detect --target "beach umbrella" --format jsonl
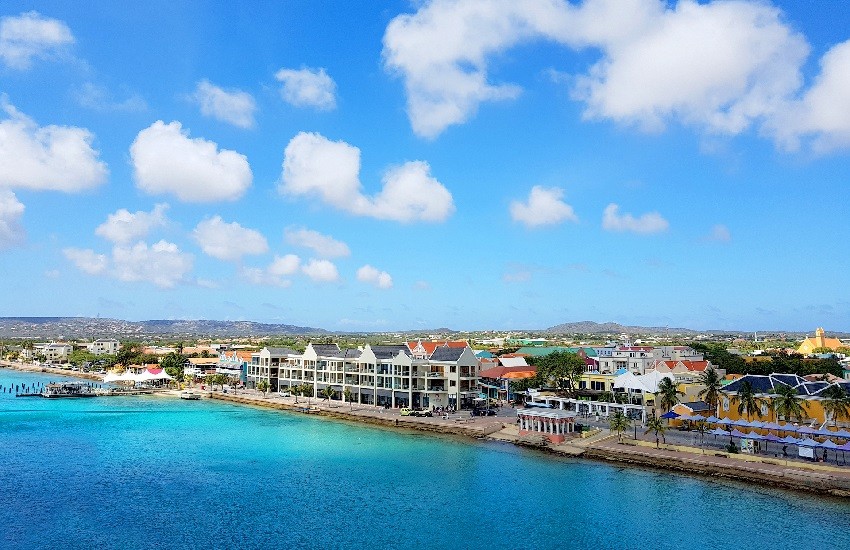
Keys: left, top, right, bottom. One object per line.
{"left": 731, "top": 419, "right": 749, "bottom": 427}
{"left": 730, "top": 429, "right": 746, "bottom": 438}
{"left": 705, "top": 415, "right": 719, "bottom": 424}
{"left": 832, "top": 429, "right": 850, "bottom": 441}
{"left": 798, "top": 426, "right": 817, "bottom": 435}
{"left": 798, "top": 437, "right": 820, "bottom": 447}
{"left": 764, "top": 434, "right": 782, "bottom": 442}
{"left": 710, "top": 428, "right": 727, "bottom": 436}
{"left": 678, "top": 414, "right": 693, "bottom": 422}
{"left": 762, "top": 421, "right": 780, "bottom": 431}
{"left": 816, "top": 428, "right": 837, "bottom": 438}
{"left": 781, "top": 435, "right": 800, "bottom": 444}
{"left": 838, "top": 442, "right": 850, "bottom": 465}
{"left": 690, "top": 414, "right": 705, "bottom": 421}
{"left": 660, "top": 411, "right": 680, "bottom": 419}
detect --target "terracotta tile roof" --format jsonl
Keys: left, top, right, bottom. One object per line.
{"left": 480, "top": 365, "right": 537, "bottom": 380}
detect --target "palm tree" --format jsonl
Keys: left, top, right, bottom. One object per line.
{"left": 321, "top": 386, "right": 335, "bottom": 402}
{"left": 819, "top": 385, "right": 850, "bottom": 426}
{"left": 771, "top": 383, "right": 809, "bottom": 424}
{"left": 655, "top": 377, "right": 683, "bottom": 415}
{"left": 697, "top": 366, "right": 726, "bottom": 416}
{"left": 609, "top": 410, "right": 631, "bottom": 443}
{"left": 644, "top": 416, "right": 667, "bottom": 449}
{"left": 256, "top": 380, "right": 270, "bottom": 396}
{"left": 343, "top": 387, "right": 354, "bottom": 410}
{"left": 734, "top": 380, "right": 763, "bottom": 421}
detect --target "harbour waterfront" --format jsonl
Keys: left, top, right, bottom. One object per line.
{"left": 2, "top": 369, "right": 850, "bottom": 549}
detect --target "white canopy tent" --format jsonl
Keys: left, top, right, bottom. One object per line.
{"left": 613, "top": 371, "right": 674, "bottom": 394}
{"left": 103, "top": 369, "right": 173, "bottom": 384}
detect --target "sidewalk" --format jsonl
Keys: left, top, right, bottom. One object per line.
{"left": 587, "top": 437, "right": 850, "bottom": 496}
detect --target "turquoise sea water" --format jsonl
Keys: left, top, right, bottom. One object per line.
{"left": 2, "top": 369, "right": 850, "bottom": 550}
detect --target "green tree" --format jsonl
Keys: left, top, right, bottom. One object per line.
{"left": 644, "top": 416, "right": 667, "bottom": 449}
{"left": 771, "top": 383, "right": 808, "bottom": 423}
{"left": 321, "top": 386, "right": 335, "bottom": 401}
{"left": 609, "top": 410, "right": 632, "bottom": 443}
{"left": 535, "top": 351, "right": 585, "bottom": 394}
{"left": 68, "top": 349, "right": 97, "bottom": 366}
{"left": 256, "top": 380, "right": 270, "bottom": 396}
{"left": 161, "top": 352, "right": 188, "bottom": 381}
{"left": 655, "top": 377, "right": 683, "bottom": 414}
{"left": 696, "top": 366, "right": 726, "bottom": 416}
{"left": 819, "top": 385, "right": 850, "bottom": 426}
{"left": 343, "top": 387, "right": 354, "bottom": 410}
{"left": 734, "top": 380, "right": 763, "bottom": 421}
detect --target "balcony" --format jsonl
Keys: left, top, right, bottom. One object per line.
{"left": 427, "top": 372, "right": 445, "bottom": 378}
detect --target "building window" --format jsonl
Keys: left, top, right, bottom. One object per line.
{"left": 450, "top": 380, "right": 456, "bottom": 387}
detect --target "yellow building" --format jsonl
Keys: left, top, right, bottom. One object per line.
{"left": 718, "top": 373, "right": 849, "bottom": 427}
{"left": 797, "top": 327, "right": 843, "bottom": 355}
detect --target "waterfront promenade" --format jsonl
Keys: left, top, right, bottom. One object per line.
{"left": 4, "top": 360, "right": 850, "bottom": 499}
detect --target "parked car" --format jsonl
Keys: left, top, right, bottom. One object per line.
{"left": 400, "top": 407, "right": 414, "bottom": 416}
{"left": 411, "top": 408, "right": 433, "bottom": 417}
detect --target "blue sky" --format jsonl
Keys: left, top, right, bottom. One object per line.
{"left": 1, "top": 0, "right": 848, "bottom": 332}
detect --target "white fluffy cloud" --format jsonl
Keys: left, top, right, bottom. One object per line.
{"left": 285, "top": 227, "right": 350, "bottom": 258}
{"left": 0, "top": 99, "right": 108, "bottom": 191}
{"left": 0, "top": 189, "right": 25, "bottom": 249}
{"left": 65, "top": 241, "right": 192, "bottom": 288}
{"left": 281, "top": 132, "right": 454, "bottom": 222}
{"left": 383, "top": 0, "right": 828, "bottom": 144}
{"left": 769, "top": 40, "right": 850, "bottom": 152}
{"left": 95, "top": 203, "right": 168, "bottom": 244}
{"left": 130, "top": 120, "right": 252, "bottom": 202}
{"left": 602, "top": 203, "right": 668, "bottom": 234}
{"left": 111, "top": 241, "right": 193, "bottom": 288}
{"left": 240, "top": 254, "right": 301, "bottom": 287}
{"left": 357, "top": 264, "right": 393, "bottom": 289}
{"left": 275, "top": 67, "right": 337, "bottom": 110}
{"left": 63, "top": 247, "right": 108, "bottom": 275}
{"left": 302, "top": 258, "right": 339, "bottom": 282}
{"left": 0, "top": 11, "right": 74, "bottom": 69}
{"left": 510, "top": 186, "right": 578, "bottom": 227}
{"left": 192, "top": 216, "right": 268, "bottom": 261}
{"left": 192, "top": 80, "right": 256, "bottom": 129}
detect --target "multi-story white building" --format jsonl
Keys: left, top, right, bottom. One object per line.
{"left": 21, "top": 342, "right": 73, "bottom": 363}
{"left": 86, "top": 339, "right": 120, "bottom": 355}
{"left": 595, "top": 346, "right": 656, "bottom": 375}
{"left": 246, "top": 342, "right": 482, "bottom": 409}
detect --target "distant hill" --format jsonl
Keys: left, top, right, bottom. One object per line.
{"left": 546, "top": 321, "right": 701, "bottom": 336}
{"left": 0, "top": 317, "right": 328, "bottom": 339}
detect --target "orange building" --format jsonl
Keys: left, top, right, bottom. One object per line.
{"left": 797, "top": 328, "right": 844, "bottom": 355}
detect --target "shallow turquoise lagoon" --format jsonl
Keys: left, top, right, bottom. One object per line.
{"left": 2, "top": 369, "right": 849, "bottom": 549}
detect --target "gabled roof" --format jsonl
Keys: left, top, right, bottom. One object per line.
{"left": 265, "top": 347, "right": 298, "bottom": 357}
{"left": 479, "top": 365, "right": 537, "bottom": 380}
{"left": 329, "top": 348, "right": 362, "bottom": 359}
{"left": 499, "top": 356, "right": 528, "bottom": 368}
{"left": 678, "top": 401, "right": 711, "bottom": 413}
{"left": 407, "top": 340, "right": 468, "bottom": 356}
{"left": 429, "top": 346, "right": 467, "bottom": 362}
{"left": 370, "top": 345, "right": 408, "bottom": 360}
{"left": 311, "top": 344, "right": 341, "bottom": 356}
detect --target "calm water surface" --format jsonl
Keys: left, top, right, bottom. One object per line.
{"left": 1, "top": 369, "right": 849, "bottom": 549}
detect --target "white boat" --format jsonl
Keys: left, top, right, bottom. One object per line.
{"left": 180, "top": 390, "right": 201, "bottom": 400}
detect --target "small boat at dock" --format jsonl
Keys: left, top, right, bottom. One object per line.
{"left": 180, "top": 390, "right": 201, "bottom": 400}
